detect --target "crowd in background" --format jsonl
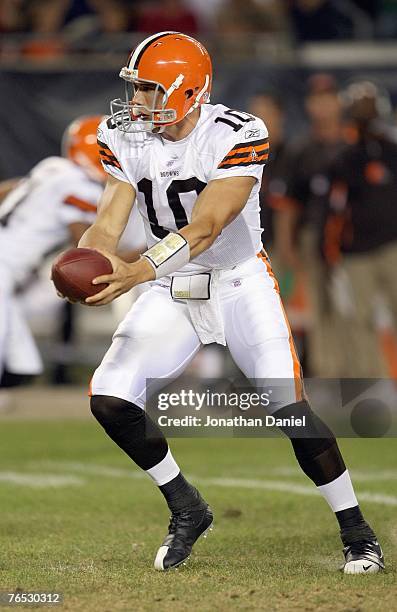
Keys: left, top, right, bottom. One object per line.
{"left": 1, "top": 0, "right": 397, "bottom": 42}
{"left": 252, "top": 76, "right": 397, "bottom": 378}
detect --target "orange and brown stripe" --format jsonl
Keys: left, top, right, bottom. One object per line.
{"left": 257, "top": 249, "right": 304, "bottom": 402}
{"left": 97, "top": 139, "right": 122, "bottom": 171}
{"left": 64, "top": 195, "right": 97, "bottom": 213}
{"left": 218, "top": 138, "right": 269, "bottom": 169}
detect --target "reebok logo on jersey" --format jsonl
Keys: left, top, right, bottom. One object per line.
{"left": 245, "top": 128, "right": 264, "bottom": 139}
{"left": 166, "top": 154, "right": 179, "bottom": 167}
{"left": 160, "top": 170, "right": 180, "bottom": 178}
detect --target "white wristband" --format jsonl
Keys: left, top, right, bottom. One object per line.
{"left": 142, "top": 232, "right": 190, "bottom": 279}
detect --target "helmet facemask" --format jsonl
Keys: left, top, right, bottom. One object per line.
{"left": 111, "top": 68, "right": 179, "bottom": 134}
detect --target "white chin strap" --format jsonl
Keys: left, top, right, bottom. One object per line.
{"left": 188, "top": 74, "right": 210, "bottom": 115}
{"left": 164, "top": 73, "right": 185, "bottom": 102}
{"left": 162, "top": 73, "right": 210, "bottom": 119}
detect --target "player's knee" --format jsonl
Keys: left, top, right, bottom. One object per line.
{"left": 274, "top": 399, "right": 336, "bottom": 457}
{"left": 90, "top": 394, "right": 143, "bottom": 426}
{"left": 90, "top": 394, "right": 168, "bottom": 469}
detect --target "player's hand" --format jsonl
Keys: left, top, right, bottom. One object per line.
{"left": 85, "top": 249, "right": 155, "bottom": 306}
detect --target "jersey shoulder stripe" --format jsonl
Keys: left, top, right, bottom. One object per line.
{"left": 218, "top": 137, "right": 269, "bottom": 169}
{"left": 219, "top": 156, "right": 268, "bottom": 169}
{"left": 97, "top": 139, "right": 122, "bottom": 170}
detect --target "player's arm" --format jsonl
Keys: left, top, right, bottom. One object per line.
{"left": 79, "top": 176, "right": 154, "bottom": 305}
{"left": 179, "top": 176, "right": 256, "bottom": 257}
{"left": 86, "top": 175, "right": 255, "bottom": 306}
{"left": 78, "top": 175, "right": 136, "bottom": 253}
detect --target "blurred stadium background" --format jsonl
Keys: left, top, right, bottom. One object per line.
{"left": 1, "top": 2, "right": 397, "bottom": 610}
{"left": 3, "top": 0, "right": 397, "bottom": 384}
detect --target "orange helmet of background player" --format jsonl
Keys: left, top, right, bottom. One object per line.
{"left": 111, "top": 31, "right": 212, "bottom": 133}
{"left": 62, "top": 115, "right": 106, "bottom": 181}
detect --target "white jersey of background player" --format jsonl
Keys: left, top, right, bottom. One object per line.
{"left": 0, "top": 116, "right": 146, "bottom": 383}
{"left": 75, "top": 33, "right": 383, "bottom": 575}
{"left": 0, "top": 117, "right": 105, "bottom": 382}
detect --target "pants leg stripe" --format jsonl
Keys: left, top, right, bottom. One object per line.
{"left": 257, "top": 250, "right": 304, "bottom": 402}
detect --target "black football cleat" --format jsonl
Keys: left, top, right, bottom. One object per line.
{"left": 154, "top": 504, "right": 213, "bottom": 571}
{"left": 341, "top": 539, "right": 385, "bottom": 574}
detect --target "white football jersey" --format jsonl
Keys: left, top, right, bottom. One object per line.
{"left": 0, "top": 156, "right": 102, "bottom": 283}
{"left": 97, "top": 103, "right": 269, "bottom": 274}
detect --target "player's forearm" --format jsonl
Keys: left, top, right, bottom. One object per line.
{"left": 178, "top": 177, "right": 253, "bottom": 259}
{"left": 179, "top": 217, "right": 223, "bottom": 258}
{"left": 78, "top": 223, "right": 120, "bottom": 253}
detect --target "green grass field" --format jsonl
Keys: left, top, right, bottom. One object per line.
{"left": 0, "top": 419, "right": 396, "bottom": 611}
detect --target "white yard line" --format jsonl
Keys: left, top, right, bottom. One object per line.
{"left": 270, "top": 466, "right": 397, "bottom": 481}
{"left": 29, "top": 461, "right": 146, "bottom": 479}
{"left": 25, "top": 461, "right": 397, "bottom": 506}
{"left": 0, "top": 472, "right": 84, "bottom": 488}
{"left": 356, "top": 492, "right": 397, "bottom": 506}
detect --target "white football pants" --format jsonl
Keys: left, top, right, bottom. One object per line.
{"left": 91, "top": 255, "right": 303, "bottom": 412}
{"left": 0, "top": 263, "right": 43, "bottom": 378}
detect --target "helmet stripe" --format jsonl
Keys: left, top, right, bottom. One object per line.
{"left": 129, "top": 31, "right": 178, "bottom": 71}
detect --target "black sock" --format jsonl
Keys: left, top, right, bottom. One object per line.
{"left": 336, "top": 506, "right": 376, "bottom": 545}
{"left": 159, "top": 472, "right": 205, "bottom": 514}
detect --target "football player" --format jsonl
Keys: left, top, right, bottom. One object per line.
{"left": 75, "top": 32, "right": 383, "bottom": 573}
{"left": 0, "top": 116, "right": 105, "bottom": 386}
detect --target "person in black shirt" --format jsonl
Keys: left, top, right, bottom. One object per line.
{"left": 248, "top": 92, "right": 292, "bottom": 247}
{"left": 324, "top": 81, "right": 397, "bottom": 376}
{"left": 271, "top": 74, "right": 347, "bottom": 376}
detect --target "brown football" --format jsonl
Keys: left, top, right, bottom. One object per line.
{"left": 51, "top": 248, "right": 113, "bottom": 301}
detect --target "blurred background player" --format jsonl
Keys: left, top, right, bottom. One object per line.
{"left": 0, "top": 114, "right": 147, "bottom": 391}
{"left": 270, "top": 74, "right": 347, "bottom": 376}
{"left": 247, "top": 91, "right": 289, "bottom": 249}
{"left": 324, "top": 81, "right": 397, "bottom": 377}
{"left": 0, "top": 116, "right": 105, "bottom": 388}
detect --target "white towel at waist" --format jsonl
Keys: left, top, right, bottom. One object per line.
{"left": 185, "top": 269, "right": 226, "bottom": 346}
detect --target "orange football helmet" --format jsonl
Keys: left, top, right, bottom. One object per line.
{"left": 62, "top": 115, "right": 106, "bottom": 181}
{"left": 111, "top": 31, "right": 212, "bottom": 133}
